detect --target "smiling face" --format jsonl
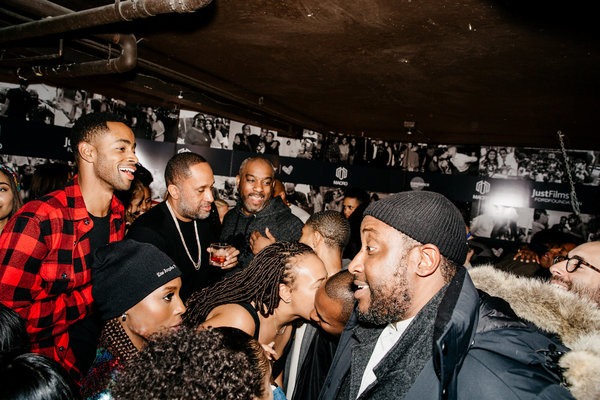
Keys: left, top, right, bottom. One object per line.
{"left": 122, "top": 277, "right": 186, "bottom": 349}
{"left": 550, "top": 241, "right": 600, "bottom": 305}
{"left": 237, "top": 159, "right": 274, "bottom": 215}
{"left": 287, "top": 253, "right": 328, "bottom": 320}
{"left": 310, "top": 284, "right": 346, "bottom": 336}
{"left": 349, "top": 216, "right": 415, "bottom": 325}
{"left": 0, "top": 172, "right": 15, "bottom": 222}
{"left": 91, "top": 121, "right": 138, "bottom": 192}
{"left": 174, "top": 162, "right": 215, "bottom": 221}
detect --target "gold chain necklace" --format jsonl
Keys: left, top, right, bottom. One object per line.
{"left": 166, "top": 200, "right": 201, "bottom": 270}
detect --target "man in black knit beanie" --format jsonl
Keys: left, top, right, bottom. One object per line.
{"left": 320, "top": 191, "right": 574, "bottom": 400}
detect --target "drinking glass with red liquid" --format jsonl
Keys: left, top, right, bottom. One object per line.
{"left": 209, "top": 243, "right": 230, "bottom": 267}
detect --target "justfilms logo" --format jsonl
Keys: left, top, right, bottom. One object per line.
{"left": 333, "top": 166, "right": 348, "bottom": 186}
{"left": 531, "top": 189, "right": 573, "bottom": 205}
{"left": 472, "top": 180, "right": 491, "bottom": 200}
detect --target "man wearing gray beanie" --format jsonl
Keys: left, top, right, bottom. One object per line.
{"left": 319, "top": 191, "right": 574, "bottom": 400}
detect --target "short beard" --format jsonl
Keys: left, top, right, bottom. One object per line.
{"left": 357, "top": 256, "right": 412, "bottom": 326}
{"left": 570, "top": 280, "right": 600, "bottom": 306}
{"left": 178, "top": 197, "right": 211, "bottom": 220}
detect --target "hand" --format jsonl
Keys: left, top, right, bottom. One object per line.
{"left": 513, "top": 247, "right": 539, "bottom": 264}
{"left": 261, "top": 341, "right": 278, "bottom": 361}
{"left": 207, "top": 246, "right": 239, "bottom": 270}
{"left": 464, "top": 248, "right": 475, "bottom": 267}
{"left": 249, "top": 228, "right": 277, "bottom": 255}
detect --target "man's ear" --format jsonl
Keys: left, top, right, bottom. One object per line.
{"left": 414, "top": 244, "right": 441, "bottom": 278}
{"left": 312, "top": 230, "right": 324, "bottom": 249}
{"left": 279, "top": 283, "right": 292, "bottom": 303}
{"left": 78, "top": 141, "right": 95, "bottom": 164}
{"left": 236, "top": 174, "right": 240, "bottom": 189}
{"left": 167, "top": 183, "right": 180, "bottom": 200}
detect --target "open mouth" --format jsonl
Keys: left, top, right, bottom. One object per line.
{"left": 248, "top": 193, "right": 264, "bottom": 205}
{"left": 119, "top": 166, "right": 136, "bottom": 180}
{"left": 550, "top": 280, "right": 568, "bottom": 290}
{"left": 353, "top": 280, "right": 369, "bottom": 299}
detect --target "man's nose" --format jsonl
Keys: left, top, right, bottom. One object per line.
{"left": 549, "top": 259, "right": 567, "bottom": 276}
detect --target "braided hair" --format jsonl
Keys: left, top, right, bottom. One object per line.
{"left": 185, "top": 241, "right": 314, "bottom": 327}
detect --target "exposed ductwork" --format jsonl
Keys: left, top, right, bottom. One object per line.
{"left": 15, "top": 33, "right": 137, "bottom": 80}
{"left": 0, "top": 0, "right": 213, "bottom": 44}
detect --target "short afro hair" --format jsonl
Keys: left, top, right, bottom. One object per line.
{"left": 112, "top": 326, "right": 270, "bottom": 400}
{"left": 343, "top": 187, "right": 370, "bottom": 206}
{"left": 305, "top": 210, "right": 351, "bottom": 251}
{"left": 70, "top": 112, "right": 128, "bottom": 156}
{"left": 164, "top": 152, "right": 207, "bottom": 187}
{"left": 323, "top": 270, "right": 355, "bottom": 323}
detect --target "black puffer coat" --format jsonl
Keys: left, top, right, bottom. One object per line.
{"left": 319, "top": 267, "right": 574, "bottom": 400}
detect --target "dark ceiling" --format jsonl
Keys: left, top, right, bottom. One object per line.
{"left": 1, "top": 0, "right": 599, "bottom": 149}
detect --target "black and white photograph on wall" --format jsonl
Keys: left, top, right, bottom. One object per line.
{"left": 52, "top": 88, "right": 91, "bottom": 127}
{"left": 545, "top": 209, "right": 597, "bottom": 242}
{"left": 512, "top": 148, "right": 600, "bottom": 186}
{"left": 228, "top": 120, "right": 263, "bottom": 152}
{"left": 178, "top": 110, "right": 230, "bottom": 148}
{"left": 363, "top": 138, "right": 393, "bottom": 167}
{"left": 133, "top": 139, "right": 175, "bottom": 202}
{"left": 432, "top": 144, "right": 480, "bottom": 175}
{"left": 321, "top": 134, "right": 366, "bottom": 165}
{"left": 1, "top": 82, "right": 58, "bottom": 124}
{"left": 567, "top": 150, "right": 600, "bottom": 185}
{"left": 469, "top": 200, "right": 532, "bottom": 242}
{"left": 278, "top": 136, "right": 303, "bottom": 158}
{"left": 129, "top": 105, "right": 179, "bottom": 142}
{"left": 0, "top": 154, "right": 73, "bottom": 203}
{"left": 479, "top": 146, "right": 519, "bottom": 178}
{"left": 295, "top": 129, "right": 325, "bottom": 160}
{"left": 213, "top": 174, "right": 238, "bottom": 206}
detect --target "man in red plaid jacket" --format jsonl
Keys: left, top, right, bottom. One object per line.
{"left": 0, "top": 112, "right": 138, "bottom": 383}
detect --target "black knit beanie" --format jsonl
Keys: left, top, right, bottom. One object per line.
{"left": 364, "top": 191, "right": 468, "bottom": 265}
{"left": 92, "top": 240, "right": 182, "bottom": 321}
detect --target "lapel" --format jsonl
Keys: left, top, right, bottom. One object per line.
{"left": 349, "top": 324, "right": 384, "bottom": 400}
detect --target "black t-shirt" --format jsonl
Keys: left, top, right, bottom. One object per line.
{"left": 127, "top": 201, "right": 224, "bottom": 301}
{"left": 69, "top": 213, "right": 111, "bottom": 376}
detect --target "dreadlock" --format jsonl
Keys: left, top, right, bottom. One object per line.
{"left": 184, "top": 241, "right": 314, "bottom": 328}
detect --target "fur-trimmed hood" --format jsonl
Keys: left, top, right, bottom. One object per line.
{"left": 469, "top": 265, "right": 600, "bottom": 400}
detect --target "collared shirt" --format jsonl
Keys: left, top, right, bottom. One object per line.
{"left": 0, "top": 176, "right": 124, "bottom": 382}
{"left": 357, "top": 317, "right": 414, "bottom": 398}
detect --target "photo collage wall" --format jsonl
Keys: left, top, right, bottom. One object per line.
{"left": 2, "top": 81, "right": 600, "bottom": 250}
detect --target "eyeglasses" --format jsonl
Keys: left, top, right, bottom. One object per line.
{"left": 553, "top": 255, "right": 600, "bottom": 274}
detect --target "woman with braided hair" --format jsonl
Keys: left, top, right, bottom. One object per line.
{"left": 185, "top": 241, "right": 327, "bottom": 385}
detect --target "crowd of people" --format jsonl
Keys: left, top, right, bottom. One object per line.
{"left": 0, "top": 111, "right": 599, "bottom": 400}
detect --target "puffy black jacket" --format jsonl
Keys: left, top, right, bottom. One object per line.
{"left": 319, "top": 267, "right": 574, "bottom": 400}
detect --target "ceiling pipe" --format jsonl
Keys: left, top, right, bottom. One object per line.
{"left": 14, "top": 33, "right": 136, "bottom": 79}
{"left": 0, "top": 0, "right": 213, "bottom": 44}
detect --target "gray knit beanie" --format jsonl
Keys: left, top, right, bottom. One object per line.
{"left": 364, "top": 191, "right": 468, "bottom": 265}
{"left": 92, "top": 240, "right": 182, "bottom": 321}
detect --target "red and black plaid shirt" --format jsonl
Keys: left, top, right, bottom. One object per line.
{"left": 0, "top": 176, "right": 124, "bottom": 382}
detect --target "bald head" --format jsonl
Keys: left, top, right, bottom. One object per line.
{"left": 550, "top": 241, "right": 600, "bottom": 305}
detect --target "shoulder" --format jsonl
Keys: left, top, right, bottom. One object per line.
{"left": 128, "top": 203, "right": 168, "bottom": 232}
{"left": 457, "top": 348, "right": 573, "bottom": 399}
{"left": 202, "top": 303, "right": 258, "bottom": 337}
